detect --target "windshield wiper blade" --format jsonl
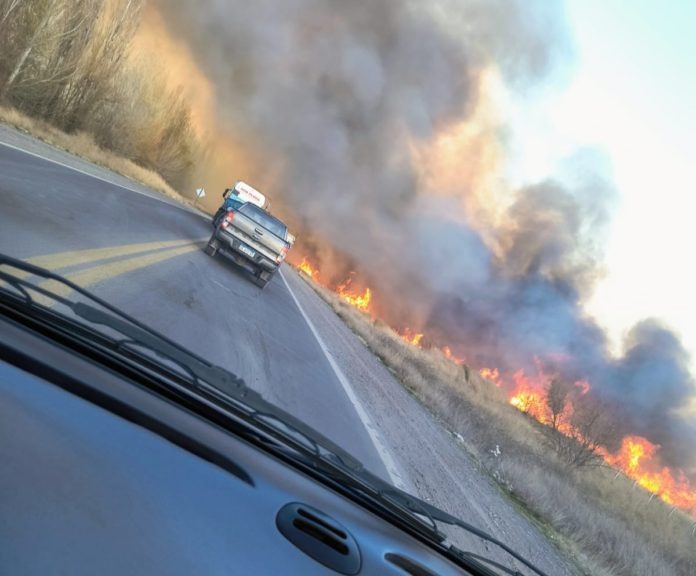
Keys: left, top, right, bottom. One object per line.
{"left": 421, "top": 502, "right": 550, "bottom": 576}
{"left": 1, "top": 255, "right": 366, "bottom": 463}
{"left": 1, "top": 254, "right": 549, "bottom": 576}
{"left": 74, "top": 301, "right": 245, "bottom": 389}
{"left": 332, "top": 466, "right": 550, "bottom": 576}
{"left": 1, "top": 254, "right": 248, "bottom": 391}
{"left": 239, "top": 415, "right": 548, "bottom": 576}
{"left": 452, "top": 551, "right": 529, "bottom": 576}
{"left": 0, "top": 256, "right": 365, "bottom": 468}
{"left": 71, "top": 300, "right": 367, "bottom": 475}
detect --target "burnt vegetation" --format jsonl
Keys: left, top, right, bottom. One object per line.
{"left": 0, "top": 0, "right": 198, "bottom": 190}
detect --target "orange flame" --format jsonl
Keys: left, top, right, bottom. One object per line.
{"left": 442, "top": 346, "right": 465, "bottom": 365}
{"left": 505, "top": 365, "right": 696, "bottom": 514}
{"left": 603, "top": 437, "right": 696, "bottom": 511}
{"left": 400, "top": 328, "right": 424, "bottom": 347}
{"left": 294, "top": 258, "right": 372, "bottom": 313}
{"left": 509, "top": 369, "right": 550, "bottom": 420}
{"left": 298, "top": 258, "right": 319, "bottom": 279}
{"left": 479, "top": 367, "right": 501, "bottom": 386}
{"left": 340, "top": 287, "right": 372, "bottom": 311}
{"left": 337, "top": 277, "right": 372, "bottom": 313}
{"left": 293, "top": 256, "right": 696, "bottom": 515}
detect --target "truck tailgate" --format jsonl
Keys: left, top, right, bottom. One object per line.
{"left": 228, "top": 212, "right": 287, "bottom": 259}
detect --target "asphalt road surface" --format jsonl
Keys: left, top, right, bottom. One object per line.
{"left": 0, "top": 129, "right": 395, "bottom": 477}
{"left": 0, "top": 125, "right": 578, "bottom": 576}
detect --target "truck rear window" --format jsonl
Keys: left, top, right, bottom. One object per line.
{"left": 238, "top": 204, "right": 287, "bottom": 239}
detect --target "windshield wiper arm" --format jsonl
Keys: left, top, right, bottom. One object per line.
{"left": 72, "top": 300, "right": 366, "bottom": 466}
{"left": 421, "top": 502, "right": 549, "bottom": 576}
{"left": 250, "top": 427, "right": 549, "bottom": 576}
{"left": 1, "top": 254, "right": 249, "bottom": 394}
{"left": 0, "top": 255, "right": 365, "bottom": 471}
{"left": 74, "top": 301, "right": 246, "bottom": 390}
{"left": 345, "top": 469, "right": 551, "bottom": 576}
{"left": 1, "top": 254, "right": 549, "bottom": 576}
{"left": 453, "top": 551, "right": 530, "bottom": 576}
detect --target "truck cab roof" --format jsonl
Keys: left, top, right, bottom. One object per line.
{"left": 238, "top": 203, "right": 288, "bottom": 240}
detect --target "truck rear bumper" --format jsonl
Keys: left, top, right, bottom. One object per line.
{"left": 213, "top": 228, "right": 278, "bottom": 274}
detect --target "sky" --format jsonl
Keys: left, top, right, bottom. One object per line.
{"left": 515, "top": 0, "right": 696, "bottom": 368}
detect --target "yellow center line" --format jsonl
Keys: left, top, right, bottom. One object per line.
{"left": 34, "top": 241, "right": 203, "bottom": 303}
{"left": 25, "top": 238, "right": 207, "bottom": 272}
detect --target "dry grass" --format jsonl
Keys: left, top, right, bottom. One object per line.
{"left": 306, "top": 278, "right": 696, "bottom": 576}
{"left": 0, "top": 105, "right": 201, "bottom": 209}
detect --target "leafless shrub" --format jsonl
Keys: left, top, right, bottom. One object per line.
{"left": 86, "top": 56, "right": 199, "bottom": 190}
{"left": 543, "top": 379, "right": 618, "bottom": 468}
{"left": 0, "top": 0, "right": 200, "bottom": 191}
{"left": 546, "top": 376, "right": 572, "bottom": 431}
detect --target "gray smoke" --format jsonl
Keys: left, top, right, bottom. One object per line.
{"left": 154, "top": 0, "right": 696, "bottom": 476}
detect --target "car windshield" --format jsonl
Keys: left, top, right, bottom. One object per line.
{"left": 239, "top": 203, "right": 287, "bottom": 239}
{"left": 1, "top": 2, "right": 694, "bottom": 576}
{"left": 0, "top": 255, "right": 550, "bottom": 576}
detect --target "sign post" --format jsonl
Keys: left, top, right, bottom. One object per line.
{"left": 194, "top": 187, "right": 206, "bottom": 208}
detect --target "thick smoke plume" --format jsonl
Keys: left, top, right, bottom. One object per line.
{"left": 152, "top": 0, "right": 696, "bottom": 475}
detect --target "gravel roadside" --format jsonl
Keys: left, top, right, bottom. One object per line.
{"left": 282, "top": 266, "right": 580, "bottom": 576}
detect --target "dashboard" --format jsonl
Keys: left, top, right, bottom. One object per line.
{"left": 0, "top": 315, "right": 471, "bottom": 575}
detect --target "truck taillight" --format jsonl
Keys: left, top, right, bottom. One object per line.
{"left": 277, "top": 246, "right": 289, "bottom": 263}
{"left": 221, "top": 211, "right": 235, "bottom": 229}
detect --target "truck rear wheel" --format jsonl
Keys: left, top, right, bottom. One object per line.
{"left": 212, "top": 208, "right": 225, "bottom": 227}
{"left": 254, "top": 269, "right": 272, "bottom": 289}
{"left": 204, "top": 235, "right": 219, "bottom": 257}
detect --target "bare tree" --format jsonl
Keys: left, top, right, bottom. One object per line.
{"left": 0, "top": 0, "right": 143, "bottom": 124}
{"left": 0, "top": 0, "right": 98, "bottom": 107}
{"left": 0, "top": 0, "right": 63, "bottom": 99}
{"left": 51, "top": 0, "right": 143, "bottom": 130}
{"left": 0, "top": 0, "right": 22, "bottom": 31}
{"left": 542, "top": 378, "right": 617, "bottom": 468}
{"left": 0, "top": 0, "right": 200, "bottom": 190}
{"left": 23, "top": 1, "right": 101, "bottom": 113}
{"left": 545, "top": 376, "right": 572, "bottom": 431}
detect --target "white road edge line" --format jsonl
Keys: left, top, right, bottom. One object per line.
{"left": 2, "top": 133, "right": 408, "bottom": 486}
{"left": 279, "top": 268, "right": 408, "bottom": 490}
{"left": 0, "top": 138, "right": 201, "bottom": 215}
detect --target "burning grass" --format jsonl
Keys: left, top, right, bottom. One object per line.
{"left": 302, "top": 274, "right": 696, "bottom": 576}
{"left": 336, "top": 278, "right": 372, "bottom": 313}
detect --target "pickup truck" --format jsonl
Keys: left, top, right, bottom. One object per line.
{"left": 205, "top": 202, "right": 291, "bottom": 288}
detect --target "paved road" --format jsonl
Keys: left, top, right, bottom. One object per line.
{"left": 0, "top": 126, "right": 578, "bottom": 576}
{"left": 0, "top": 133, "right": 390, "bottom": 480}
